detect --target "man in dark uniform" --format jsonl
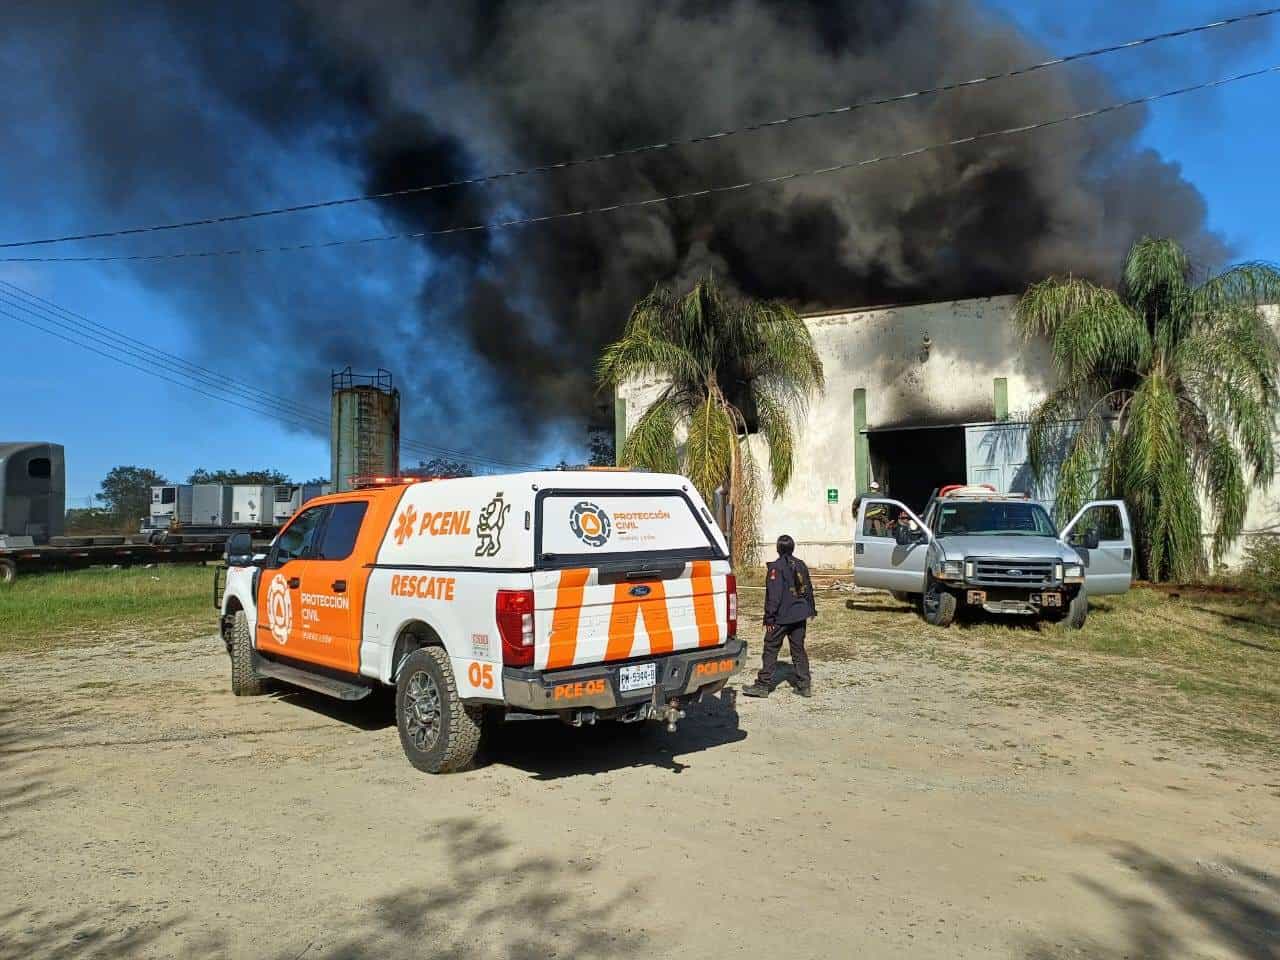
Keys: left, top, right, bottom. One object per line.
{"left": 742, "top": 534, "right": 817, "bottom": 699}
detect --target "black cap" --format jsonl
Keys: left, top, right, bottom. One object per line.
{"left": 776, "top": 534, "right": 795, "bottom": 555}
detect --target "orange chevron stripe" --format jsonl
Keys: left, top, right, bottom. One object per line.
{"left": 605, "top": 579, "right": 675, "bottom": 661}
{"left": 690, "top": 560, "right": 720, "bottom": 648}
{"left": 546, "top": 567, "right": 590, "bottom": 670}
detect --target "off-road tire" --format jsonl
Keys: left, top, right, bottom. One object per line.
{"left": 1065, "top": 589, "right": 1088, "bottom": 630}
{"left": 0, "top": 559, "right": 16, "bottom": 585}
{"left": 229, "top": 609, "right": 266, "bottom": 696}
{"left": 396, "top": 647, "right": 482, "bottom": 774}
{"left": 922, "top": 578, "right": 958, "bottom": 628}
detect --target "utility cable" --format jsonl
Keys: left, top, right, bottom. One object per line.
{"left": 0, "top": 283, "right": 547, "bottom": 468}
{"left": 6, "top": 63, "right": 1277, "bottom": 264}
{"left": 0, "top": 289, "right": 550, "bottom": 469}
{"left": 0, "top": 5, "right": 1275, "bottom": 250}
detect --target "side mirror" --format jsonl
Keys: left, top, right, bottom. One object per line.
{"left": 225, "top": 531, "right": 254, "bottom": 567}
{"left": 1067, "top": 529, "right": 1100, "bottom": 550}
{"left": 894, "top": 525, "right": 924, "bottom": 546}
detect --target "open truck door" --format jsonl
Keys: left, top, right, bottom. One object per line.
{"left": 1060, "top": 499, "right": 1133, "bottom": 595}
{"left": 853, "top": 498, "right": 930, "bottom": 594}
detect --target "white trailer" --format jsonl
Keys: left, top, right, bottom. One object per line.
{"left": 230, "top": 485, "right": 272, "bottom": 526}
{"left": 149, "top": 484, "right": 193, "bottom": 528}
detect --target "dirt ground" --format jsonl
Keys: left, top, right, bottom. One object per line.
{"left": 1, "top": 590, "right": 1278, "bottom": 959}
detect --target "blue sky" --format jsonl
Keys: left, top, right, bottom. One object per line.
{"left": 2, "top": 1, "right": 1278, "bottom": 504}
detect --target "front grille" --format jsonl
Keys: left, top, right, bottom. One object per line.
{"left": 969, "top": 557, "right": 1056, "bottom": 588}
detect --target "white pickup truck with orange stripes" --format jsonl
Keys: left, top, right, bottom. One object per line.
{"left": 216, "top": 471, "right": 744, "bottom": 773}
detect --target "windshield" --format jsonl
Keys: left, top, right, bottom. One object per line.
{"left": 934, "top": 500, "right": 1056, "bottom": 537}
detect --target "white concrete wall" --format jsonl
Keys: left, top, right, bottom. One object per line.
{"left": 618, "top": 296, "right": 1280, "bottom": 570}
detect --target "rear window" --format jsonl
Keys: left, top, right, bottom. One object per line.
{"left": 536, "top": 491, "right": 721, "bottom": 567}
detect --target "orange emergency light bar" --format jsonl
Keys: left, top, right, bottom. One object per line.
{"left": 349, "top": 475, "right": 423, "bottom": 490}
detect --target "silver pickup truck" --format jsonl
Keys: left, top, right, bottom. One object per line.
{"left": 853, "top": 486, "right": 1133, "bottom": 628}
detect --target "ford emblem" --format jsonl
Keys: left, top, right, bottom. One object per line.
{"left": 1006, "top": 569, "right": 1023, "bottom": 576}
{"left": 629, "top": 584, "right": 652, "bottom": 598}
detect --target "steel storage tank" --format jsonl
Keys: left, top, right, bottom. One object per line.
{"left": 330, "top": 368, "right": 400, "bottom": 493}
{"left": 0, "top": 442, "right": 66, "bottom": 541}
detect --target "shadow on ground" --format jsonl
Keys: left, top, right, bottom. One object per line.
{"left": 266, "top": 815, "right": 652, "bottom": 959}
{"left": 1023, "top": 843, "right": 1280, "bottom": 959}
{"left": 485, "top": 687, "right": 746, "bottom": 780}
{"left": 1, "top": 816, "right": 650, "bottom": 960}
{"left": 268, "top": 684, "right": 396, "bottom": 731}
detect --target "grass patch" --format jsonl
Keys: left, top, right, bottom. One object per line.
{"left": 743, "top": 582, "right": 1280, "bottom": 759}
{"left": 0, "top": 565, "right": 215, "bottom": 653}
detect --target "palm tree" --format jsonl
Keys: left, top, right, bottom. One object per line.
{"left": 598, "top": 274, "right": 824, "bottom": 568}
{"left": 1017, "top": 237, "right": 1280, "bottom": 581}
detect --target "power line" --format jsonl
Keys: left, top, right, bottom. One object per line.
{"left": 0, "top": 281, "right": 331, "bottom": 425}
{"left": 0, "top": 283, "right": 548, "bottom": 468}
{"left": 2, "top": 5, "right": 1276, "bottom": 251}
{"left": 6, "top": 63, "right": 1278, "bottom": 265}
{"left": 0, "top": 285, "right": 549, "bottom": 469}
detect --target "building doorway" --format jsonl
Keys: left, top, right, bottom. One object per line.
{"left": 865, "top": 425, "right": 967, "bottom": 515}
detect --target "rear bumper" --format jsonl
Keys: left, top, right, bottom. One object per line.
{"left": 501, "top": 638, "right": 747, "bottom": 711}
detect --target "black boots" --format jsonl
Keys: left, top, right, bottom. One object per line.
{"left": 741, "top": 682, "right": 813, "bottom": 698}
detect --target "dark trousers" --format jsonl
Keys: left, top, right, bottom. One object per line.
{"left": 757, "top": 621, "right": 810, "bottom": 688}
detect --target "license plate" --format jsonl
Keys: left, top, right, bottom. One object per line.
{"left": 1037, "top": 592, "right": 1062, "bottom": 607}
{"left": 619, "top": 662, "right": 656, "bottom": 693}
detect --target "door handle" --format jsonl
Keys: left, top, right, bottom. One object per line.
{"left": 288, "top": 577, "right": 300, "bottom": 589}
{"left": 332, "top": 580, "right": 347, "bottom": 593}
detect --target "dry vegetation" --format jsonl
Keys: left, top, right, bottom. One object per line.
{"left": 739, "top": 576, "right": 1280, "bottom": 759}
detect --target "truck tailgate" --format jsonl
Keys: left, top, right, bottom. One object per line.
{"left": 533, "top": 560, "right": 730, "bottom": 670}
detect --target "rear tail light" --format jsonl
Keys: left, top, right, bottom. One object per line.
{"left": 496, "top": 589, "right": 535, "bottom": 667}
{"left": 726, "top": 573, "right": 738, "bottom": 638}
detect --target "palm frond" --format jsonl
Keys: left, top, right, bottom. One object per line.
{"left": 1193, "top": 261, "right": 1280, "bottom": 314}
{"left": 1199, "top": 426, "right": 1248, "bottom": 566}
{"left": 744, "top": 301, "right": 825, "bottom": 394}
{"left": 730, "top": 439, "right": 762, "bottom": 572}
{"left": 753, "top": 385, "right": 796, "bottom": 497}
{"left": 596, "top": 328, "right": 703, "bottom": 390}
{"left": 1015, "top": 276, "right": 1121, "bottom": 339}
{"left": 618, "top": 390, "right": 681, "bottom": 475}
{"left": 1050, "top": 300, "right": 1151, "bottom": 383}
{"left": 683, "top": 393, "right": 735, "bottom": 505}
{"left": 1122, "top": 236, "right": 1191, "bottom": 320}
{"left": 1119, "top": 372, "right": 1182, "bottom": 492}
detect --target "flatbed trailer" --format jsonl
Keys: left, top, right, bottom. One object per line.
{"left": 0, "top": 534, "right": 233, "bottom": 584}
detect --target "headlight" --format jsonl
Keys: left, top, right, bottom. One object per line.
{"left": 940, "top": 560, "right": 964, "bottom": 580}
{"left": 1064, "top": 564, "right": 1083, "bottom": 580}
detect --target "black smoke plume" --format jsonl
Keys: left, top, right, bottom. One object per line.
{"left": 0, "top": 1, "right": 1247, "bottom": 458}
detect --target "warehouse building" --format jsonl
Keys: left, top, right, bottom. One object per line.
{"left": 616, "top": 295, "right": 1280, "bottom": 568}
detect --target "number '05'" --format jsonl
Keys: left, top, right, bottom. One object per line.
{"left": 467, "top": 662, "right": 494, "bottom": 689}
